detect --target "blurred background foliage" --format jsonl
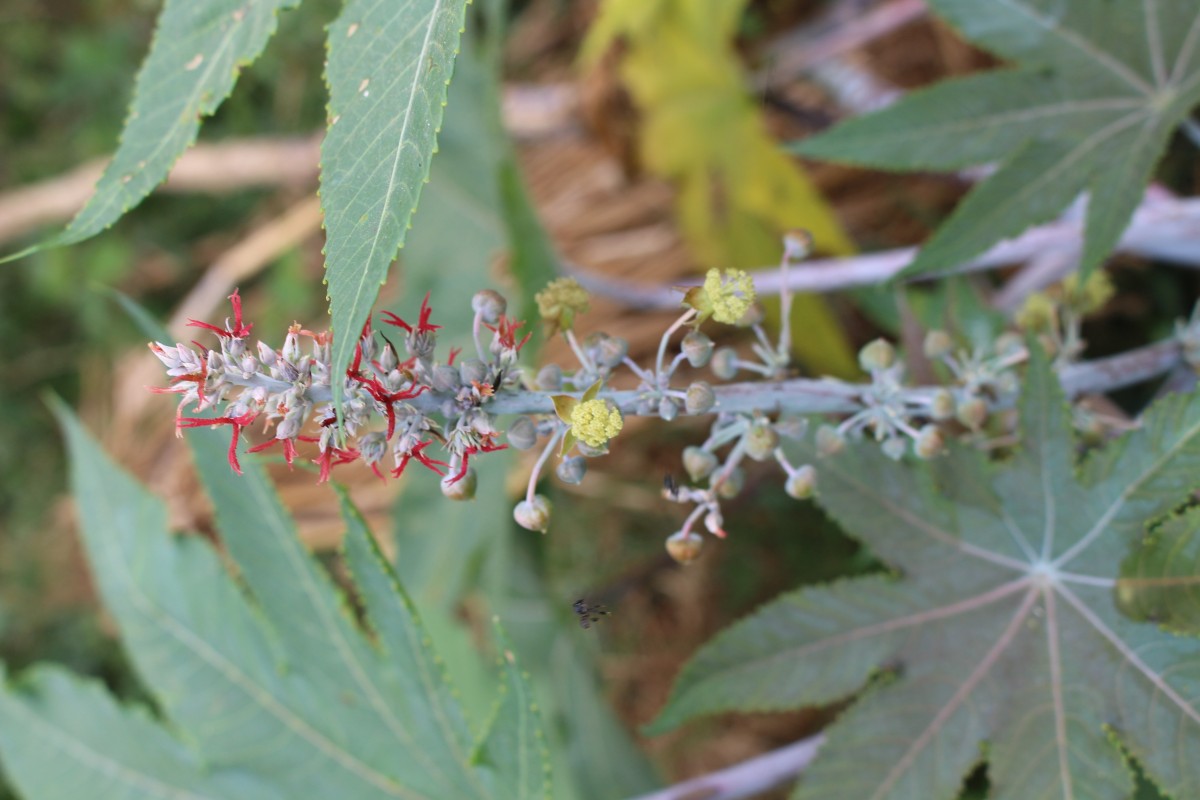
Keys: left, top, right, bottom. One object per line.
{"left": 1, "top": 1, "right": 1198, "bottom": 798}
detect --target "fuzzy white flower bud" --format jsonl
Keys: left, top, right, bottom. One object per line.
{"left": 681, "top": 331, "right": 714, "bottom": 367}
{"left": 665, "top": 530, "right": 704, "bottom": 564}
{"left": 442, "top": 469, "right": 477, "bottom": 501}
{"left": 930, "top": 389, "right": 956, "bottom": 421}
{"left": 536, "top": 364, "right": 563, "bottom": 392}
{"left": 471, "top": 290, "right": 507, "bottom": 324}
{"left": 957, "top": 397, "right": 989, "bottom": 431}
{"left": 711, "top": 347, "right": 738, "bottom": 380}
{"left": 744, "top": 422, "right": 780, "bottom": 462}
{"left": 556, "top": 456, "right": 587, "bottom": 485}
{"left": 714, "top": 467, "right": 744, "bottom": 499}
{"left": 514, "top": 495, "right": 552, "bottom": 533}
{"left": 815, "top": 425, "right": 846, "bottom": 457}
{"left": 858, "top": 338, "right": 896, "bottom": 372}
{"left": 506, "top": 416, "right": 538, "bottom": 450}
{"left": 914, "top": 425, "right": 944, "bottom": 459}
{"left": 429, "top": 364, "right": 458, "bottom": 393}
{"left": 684, "top": 381, "right": 716, "bottom": 415}
{"left": 785, "top": 465, "right": 817, "bottom": 500}
{"left": 683, "top": 446, "right": 718, "bottom": 482}
{"left": 459, "top": 359, "right": 487, "bottom": 386}
{"left": 923, "top": 330, "right": 953, "bottom": 360}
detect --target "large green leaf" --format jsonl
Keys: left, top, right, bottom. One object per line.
{"left": 320, "top": 0, "right": 470, "bottom": 419}
{"left": 0, "top": 666, "right": 280, "bottom": 800}
{"left": 21, "top": 0, "right": 298, "bottom": 256}
{"left": 0, "top": 404, "right": 549, "bottom": 800}
{"left": 652, "top": 349, "right": 1200, "bottom": 799}
{"left": 795, "top": 0, "right": 1200, "bottom": 279}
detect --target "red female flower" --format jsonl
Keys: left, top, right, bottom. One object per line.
{"left": 446, "top": 439, "right": 508, "bottom": 485}
{"left": 187, "top": 289, "right": 253, "bottom": 339}
{"left": 484, "top": 315, "right": 532, "bottom": 354}
{"left": 348, "top": 372, "right": 429, "bottom": 439}
{"left": 380, "top": 292, "right": 441, "bottom": 335}
{"left": 313, "top": 444, "right": 361, "bottom": 483}
{"left": 177, "top": 409, "right": 258, "bottom": 474}
{"left": 391, "top": 439, "right": 449, "bottom": 479}
{"left": 247, "top": 436, "right": 300, "bottom": 467}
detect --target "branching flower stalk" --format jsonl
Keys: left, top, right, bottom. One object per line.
{"left": 150, "top": 236, "right": 1200, "bottom": 559}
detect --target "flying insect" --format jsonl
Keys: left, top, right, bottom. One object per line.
{"left": 572, "top": 599, "right": 611, "bottom": 629}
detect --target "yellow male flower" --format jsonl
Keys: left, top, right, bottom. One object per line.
{"left": 536, "top": 277, "right": 590, "bottom": 331}
{"left": 551, "top": 379, "right": 622, "bottom": 454}
{"left": 570, "top": 398, "right": 624, "bottom": 448}
{"left": 683, "top": 268, "right": 756, "bottom": 325}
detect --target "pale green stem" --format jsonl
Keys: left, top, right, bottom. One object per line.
{"left": 527, "top": 426, "right": 564, "bottom": 503}
{"left": 656, "top": 309, "right": 698, "bottom": 379}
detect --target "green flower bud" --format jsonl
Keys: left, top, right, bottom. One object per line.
{"left": 684, "top": 381, "right": 716, "bottom": 415}
{"left": 711, "top": 347, "right": 739, "bottom": 380}
{"left": 576, "top": 440, "right": 607, "bottom": 457}
{"left": 785, "top": 464, "right": 817, "bottom": 500}
{"left": 536, "top": 363, "right": 563, "bottom": 392}
{"left": 432, "top": 364, "right": 461, "bottom": 393}
{"left": 556, "top": 455, "right": 587, "bottom": 485}
{"left": 682, "top": 445, "right": 718, "bottom": 482}
{"left": 659, "top": 397, "right": 679, "bottom": 422}
{"left": 514, "top": 495, "right": 552, "bottom": 533}
{"left": 815, "top": 424, "right": 845, "bottom": 457}
{"left": 744, "top": 422, "right": 780, "bottom": 462}
{"left": 858, "top": 338, "right": 896, "bottom": 372}
{"left": 459, "top": 359, "right": 488, "bottom": 386}
{"left": 681, "top": 330, "right": 714, "bottom": 367}
{"left": 441, "top": 469, "right": 477, "bottom": 501}
{"left": 923, "top": 329, "right": 954, "bottom": 360}
{"left": 506, "top": 416, "right": 538, "bottom": 450}
{"left": 587, "top": 332, "right": 629, "bottom": 369}
{"left": 665, "top": 530, "right": 704, "bottom": 565}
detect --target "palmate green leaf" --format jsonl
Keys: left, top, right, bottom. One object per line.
{"left": 1117, "top": 506, "right": 1200, "bottom": 635}
{"left": 6, "top": 0, "right": 299, "bottom": 259}
{"left": 0, "top": 405, "right": 549, "bottom": 800}
{"left": 321, "top": 0, "right": 470, "bottom": 420}
{"left": 794, "top": 0, "right": 1200, "bottom": 279}
{"left": 652, "top": 349, "right": 1200, "bottom": 800}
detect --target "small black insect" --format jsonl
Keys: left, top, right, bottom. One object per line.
{"left": 663, "top": 473, "right": 679, "bottom": 498}
{"left": 572, "top": 599, "right": 611, "bottom": 629}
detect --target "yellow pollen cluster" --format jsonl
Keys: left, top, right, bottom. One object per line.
{"left": 702, "top": 268, "right": 756, "bottom": 324}
{"left": 535, "top": 277, "right": 590, "bottom": 329}
{"left": 569, "top": 399, "right": 623, "bottom": 448}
